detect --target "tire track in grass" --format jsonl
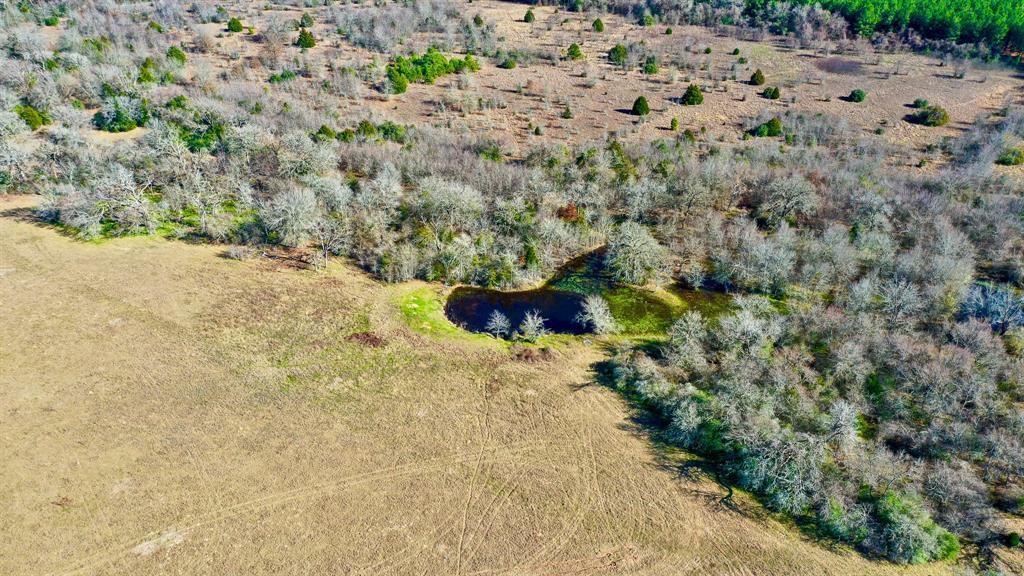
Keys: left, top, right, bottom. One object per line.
{"left": 49, "top": 442, "right": 539, "bottom": 576}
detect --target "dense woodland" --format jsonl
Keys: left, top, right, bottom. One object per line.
{"left": 557, "top": 0, "right": 1024, "bottom": 53}
{"left": 2, "top": 0, "right": 1024, "bottom": 569}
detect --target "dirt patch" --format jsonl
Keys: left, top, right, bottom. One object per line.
{"left": 511, "top": 344, "right": 555, "bottom": 362}
{"left": 815, "top": 57, "right": 864, "bottom": 75}
{"left": 345, "top": 331, "right": 387, "bottom": 347}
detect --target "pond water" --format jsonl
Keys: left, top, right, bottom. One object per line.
{"left": 444, "top": 249, "right": 733, "bottom": 337}
{"left": 445, "top": 286, "right": 589, "bottom": 335}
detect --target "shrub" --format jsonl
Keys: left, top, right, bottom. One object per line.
{"left": 592, "top": 18, "right": 604, "bottom": 32}
{"left": 732, "top": 48, "right": 740, "bottom": 55}
{"left": 909, "top": 105, "right": 949, "bottom": 127}
{"left": 227, "top": 17, "right": 243, "bottom": 33}
{"left": 912, "top": 98, "right": 929, "bottom": 109}
{"left": 751, "top": 69, "right": 766, "bottom": 85}
{"left": 642, "top": 14, "right": 655, "bottom": 26}
{"left": 561, "top": 105, "right": 573, "bottom": 119}
{"left": 608, "top": 44, "right": 628, "bottom": 67}
{"left": 524, "top": 9, "right": 535, "bottom": 23}
{"left": 849, "top": 89, "right": 866, "bottom": 102}
{"left": 299, "top": 12, "right": 314, "bottom": 28}
{"left": 314, "top": 124, "right": 337, "bottom": 142}
{"left": 643, "top": 56, "right": 658, "bottom": 75}
{"left": 567, "top": 43, "right": 584, "bottom": 60}
{"left": 15, "top": 104, "right": 49, "bottom": 131}
{"left": 995, "top": 147, "right": 1024, "bottom": 166}
{"left": 166, "top": 45, "right": 187, "bottom": 65}
{"left": 681, "top": 84, "right": 703, "bottom": 105}
{"left": 665, "top": 27, "right": 673, "bottom": 35}
{"left": 752, "top": 116, "right": 783, "bottom": 137}
{"left": 1009, "top": 532, "right": 1022, "bottom": 548}
{"left": 164, "top": 95, "right": 189, "bottom": 109}
{"left": 670, "top": 117, "right": 679, "bottom": 131}
{"left": 296, "top": 28, "right": 316, "bottom": 49}
{"left": 762, "top": 86, "right": 781, "bottom": 100}
{"left": 703, "top": 46, "right": 711, "bottom": 54}
{"left": 498, "top": 57, "right": 517, "bottom": 69}
{"left": 631, "top": 96, "right": 650, "bottom": 116}
{"left": 473, "top": 14, "right": 483, "bottom": 26}
{"left": 137, "top": 61, "right": 157, "bottom": 84}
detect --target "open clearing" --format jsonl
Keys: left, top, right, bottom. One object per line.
{"left": 0, "top": 195, "right": 955, "bottom": 575}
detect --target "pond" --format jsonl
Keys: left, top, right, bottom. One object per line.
{"left": 443, "top": 249, "right": 733, "bottom": 337}
{"left": 445, "top": 286, "right": 589, "bottom": 335}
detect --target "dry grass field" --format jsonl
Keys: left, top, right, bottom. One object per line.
{"left": 0, "top": 193, "right": 966, "bottom": 575}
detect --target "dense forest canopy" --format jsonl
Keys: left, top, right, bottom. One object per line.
{"left": 748, "top": 0, "right": 1024, "bottom": 49}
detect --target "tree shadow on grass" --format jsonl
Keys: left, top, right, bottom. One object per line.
{"left": 577, "top": 348, "right": 862, "bottom": 555}
{"left": 579, "top": 351, "right": 752, "bottom": 519}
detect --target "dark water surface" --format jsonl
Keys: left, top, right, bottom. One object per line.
{"left": 444, "top": 286, "right": 589, "bottom": 335}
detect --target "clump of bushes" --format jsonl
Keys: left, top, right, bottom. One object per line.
{"left": 268, "top": 70, "right": 298, "bottom": 84}
{"left": 751, "top": 116, "right": 783, "bottom": 137}
{"left": 750, "top": 68, "right": 766, "bottom": 85}
{"left": 387, "top": 48, "right": 479, "bottom": 94}
{"left": 848, "top": 88, "right": 866, "bottom": 102}
{"left": 909, "top": 104, "right": 950, "bottom": 127}
{"left": 166, "top": 45, "right": 187, "bottom": 66}
{"left": 92, "top": 97, "right": 151, "bottom": 132}
{"left": 762, "top": 86, "right": 781, "bottom": 100}
{"left": 681, "top": 84, "right": 703, "bottom": 105}
{"left": 995, "top": 147, "right": 1024, "bottom": 166}
{"left": 631, "top": 96, "right": 650, "bottom": 116}
{"left": 14, "top": 104, "right": 50, "bottom": 131}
